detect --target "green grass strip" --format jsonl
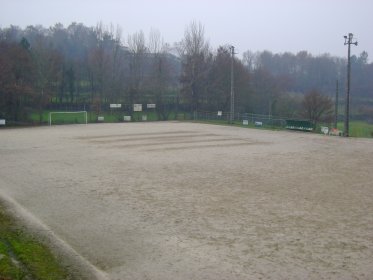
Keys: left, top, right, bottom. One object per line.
{"left": 0, "top": 205, "right": 70, "bottom": 280}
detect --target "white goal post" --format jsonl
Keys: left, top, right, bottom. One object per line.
{"left": 49, "top": 111, "right": 88, "bottom": 126}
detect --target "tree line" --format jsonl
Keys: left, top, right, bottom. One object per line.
{"left": 1, "top": 22, "right": 372, "bottom": 125}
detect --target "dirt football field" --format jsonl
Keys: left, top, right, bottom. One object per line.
{"left": 0, "top": 122, "right": 373, "bottom": 279}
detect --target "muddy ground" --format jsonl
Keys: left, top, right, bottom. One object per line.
{"left": 0, "top": 122, "right": 372, "bottom": 279}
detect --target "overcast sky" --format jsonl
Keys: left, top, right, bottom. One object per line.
{"left": 0, "top": 0, "right": 372, "bottom": 60}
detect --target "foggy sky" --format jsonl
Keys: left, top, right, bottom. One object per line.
{"left": 1, "top": 0, "right": 372, "bottom": 60}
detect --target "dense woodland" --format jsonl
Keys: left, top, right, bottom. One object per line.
{"left": 1, "top": 22, "right": 372, "bottom": 124}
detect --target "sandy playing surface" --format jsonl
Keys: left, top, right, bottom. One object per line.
{"left": 0, "top": 122, "right": 373, "bottom": 279}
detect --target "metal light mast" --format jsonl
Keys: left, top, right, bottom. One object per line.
{"left": 230, "top": 46, "right": 236, "bottom": 124}
{"left": 334, "top": 80, "right": 339, "bottom": 129}
{"left": 343, "top": 33, "right": 358, "bottom": 137}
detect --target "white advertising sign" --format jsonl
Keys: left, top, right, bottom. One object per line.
{"left": 147, "top": 104, "right": 156, "bottom": 109}
{"left": 255, "top": 121, "right": 263, "bottom": 126}
{"left": 133, "top": 104, "right": 142, "bottom": 112}
{"left": 321, "top": 126, "right": 329, "bottom": 135}
{"left": 110, "top": 104, "right": 122, "bottom": 108}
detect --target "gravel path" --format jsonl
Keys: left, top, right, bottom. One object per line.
{"left": 1, "top": 122, "right": 373, "bottom": 279}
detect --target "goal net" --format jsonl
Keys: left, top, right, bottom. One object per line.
{"left": 49, "top": 111, "right": 88, "bottom": 126}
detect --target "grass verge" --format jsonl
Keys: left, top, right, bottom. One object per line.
{"left": 0, "top": 204, "right": 70, "bottom": 280}
{"left": 194, "top": 119, "right": 373, "bottom": 138}
{"left": 337, "top": 121, "right": 373, "bottom": 138}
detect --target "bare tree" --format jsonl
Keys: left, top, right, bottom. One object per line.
{"left": 242, "top": 50, "right": 257, "bottom": 72}
{"left": 108, "top": 24, "right": 126, "bottom": 105}
{"left": 302, "top": 89, "right": 333, "bottom": 128}
{"left": 179, "top": 21, "right": 211, "bottom": 117}
{"left": 127, "top": 30, "right": 147, "bottom": 54}
{"left": 88, "top": 22, "right": 125, "bottom": 110}
{"left": 148, "top": 29, "right": 163, "bottom": 55}
{"left": 127, "top": 30, "right": 147, "bottom": 113}
{"left": 179, "top": 22, "right": 210, "bottom": 57}
{"left": 0, "top": 40, "right": 35, "bottom": 121}
{"left": 147, "top": 29, "right": 172, "bottom": 120}
{"left": 31, "top": 35, "right": 62, "bottom": 123}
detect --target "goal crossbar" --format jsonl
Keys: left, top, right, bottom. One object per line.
{"left": 49, "top": 111, "right": 88, "bottom": 126}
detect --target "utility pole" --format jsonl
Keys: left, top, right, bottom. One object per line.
{"left": 230, "top": 46, "right": 234, "bottom": 124}
{"left": 343, "top": 33, "right": 358, "bottom": 137}
{"left": 334, "top": 80, "right": 339, "bottom": 129}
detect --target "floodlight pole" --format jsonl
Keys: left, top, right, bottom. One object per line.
{"left": 343, "top": 33, "right": 358, "bottom": 137}
{"left": 334, "top": 79, "right": 339, "bottom": 129}
{"left": 230, "top": 46, "right": 234, "bottom": 124}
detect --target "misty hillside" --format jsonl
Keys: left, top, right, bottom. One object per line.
{"left": 1, "top": 22, "right": 372, "bottom": 123}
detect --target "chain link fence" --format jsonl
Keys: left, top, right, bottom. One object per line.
{"left": 194, "top": 111, "right": 288, "bottom": 128}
